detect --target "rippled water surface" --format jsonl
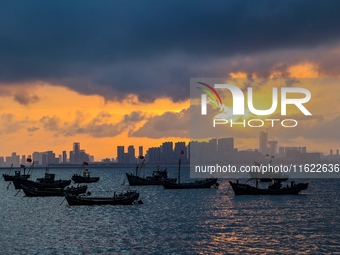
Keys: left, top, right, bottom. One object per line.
{"left": 1, "top": 166, "right": 340, "bottom": 254}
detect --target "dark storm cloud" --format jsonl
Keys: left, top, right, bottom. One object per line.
{"left": 131, "top": 108, "right": 191, "bottom": 138}
{"left": 1, "top": 0, "right": 340, "bottom": 101}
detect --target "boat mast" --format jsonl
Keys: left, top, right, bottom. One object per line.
{"left": 178, "top": 157, "right": 181, "bottom": 184}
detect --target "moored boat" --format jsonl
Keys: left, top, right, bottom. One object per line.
{"left": 13, "top": 171, "right": 71, "bottom": 189}
{"left": 161, "top": 151, "right": 219, "bottom": 189}
{"left": 71, "top": 162, "right": 100, "bottom": 183}
{"left": 162, "top": 177, "right": 218, "bottom": 189}
{"left": 250, "top": 161, "right": 289, "bottom": 182}
{"left": 3, "top": 161, "right": 32, "bottom": 181}
{"left": 65, "top": 190, "right": 140, "bottom": 206}
{"left": 21, "top": 184, "right": 87, "bottom": 197}
{"left": 126, "top": 160, "right": 176, "bottom": 186}
{"left": 229, "top": 179, "right": 309, "bottom": 195}
{"left": 3, "top": 169, "right": 30, "bottom": 182}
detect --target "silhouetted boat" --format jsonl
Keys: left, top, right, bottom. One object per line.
{"left": 3, "top": 164, "right": 30, "bottom": 181}
{"left": 162, "top": 177, "right": 219, "bottom": 189}
{"left": 13, "top": 171, "right": 71, "bottom": 189}
{"left": 126, "top": 159, "right": 176, "bottom": 185}
{"left": 71, "top": 162, "right": 100, "bottom": 183}
{"left": 65, "top": 190, "right": 140, "bottom": 206}
{"left": 161, "top": 152, "right": 219, "bottom": 189}
{"left": 21, "top": 184, "right": 87, "bottom": 197}
{"left": 229, "top": 179, "right": 309, "bottom": 195}
{"left": 250, "top": 161, "right": 289, "bottom": 182}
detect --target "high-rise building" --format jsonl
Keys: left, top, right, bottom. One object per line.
{"left": 267, "top": 141, "right": 278, "bottom": 157}
{"left": 259, "top": 131, "right": 268, "bottom": 155}
{"left": 217, "top": 138, "right": 234, "bottom": 163}
{"left": 69, "top": 151, "right": 74, "bottom": 164}
{"left": 278, "top": 147, "right": 285, "bottom": 157}
{"left": 218, "top": 137, "right": 234, "bottom": 152}
{"left": 32, "top": 151, "right": 42, "bottom": 165}
{"left": 161, "top": 142, "right": 173, "bottom": 163}
{"left": 117, "top": 146, "right": 125, "bottom": 164}
{"left": 79, "top": 149, "right": 89, "bottom": 163}
{"left": 73, "top": 142, "right": 80, "bottom": 164}
{"left": 127, "top": 145, "right": 135, "bottom": 164}
{"left": 89, "top": 155, "right": 95, "bottom": 162}
{"left": 146, "top": 147, "right": 161, "bottom": 163}
{"left": 62, "top": 151, "right": 67, "bottom": 163}
{"left": 139, "top": 146, "right": 143, "bottom": 158}
{"left": 174, "top": 142, "right": 186, "bottom": 162}
{"left": 42, "top": 151, "right": 57, "bottom": 165}
{"left": 21, "top": 155, "right": 26, "bottom": 165}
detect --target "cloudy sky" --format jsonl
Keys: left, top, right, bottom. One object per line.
{"left": 1, "top": 0, "right": 340, "bottom": 160}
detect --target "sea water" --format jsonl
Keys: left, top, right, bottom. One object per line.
{"left": 0, "top": 166, "right": 339, "bottom": 254}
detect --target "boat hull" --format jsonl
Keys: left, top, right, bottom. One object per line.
{"left": 162, "top": 178, "right": 218, "bottom": 189}
{"left": 13, "top": 178, "right": 71, "bottom": 189}
{"left": 71, "top": 174, "right": 100, "bottom": 183}
{"left": 249, "top": 172, "right": 289, "bottom": 182}
{"left": 3, "top": 174, "right": 30, "bottom": 182}
{"left": 126, "top": 173, "right": 177, "bottom": 186}
{"left": 65, "top": 192, "right": 140, "bottom": 206}
{"left": 229, "top": 181, "right": 309, "bottom": 195}
{"left": 22, "top": 185, "right": 87, "bottom": 197}
{"left": 126, "top": 173, "right": 161, "bottom": 185}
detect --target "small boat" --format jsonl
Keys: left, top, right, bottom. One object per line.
{"left": 65, "top": 190, "right": 140, "bottom": 206}
{"left": 250, "top": 161, "right": 289, "bottom": 182}
{"left": 13, "top": 171, "right": 71, "bottom": 189}
{"left": 3, "top": 165, "right": 30, "bottom": 181}
{"left": 71, "top": 162, "right": 100, "bottom": 183}
{"left": 3, "top": 171, "right": 30, "bottom": 182}
{"left": 162, "top": 177, "right": 219, "bottom": 189}
{"left": 161, "top": 152, "right": 218, "bottom": 189}
{"left": 126, "top": 160, "right": 176, "bottom": 186}
{"left": 229, "top": 179, "right": 309, "bottom": 195}
{"left": 21, "top": 184, "right": 87, "bottom": 197}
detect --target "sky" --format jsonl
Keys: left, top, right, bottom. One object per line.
{"left": 1, "top": 0, "right": 340, "bottom": 160}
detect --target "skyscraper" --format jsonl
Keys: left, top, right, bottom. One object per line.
{"left": 139, "top": 146, "right": 143, "bottom": 157}
{"left": 267, "top": 140, "right": 278, "bottom": 157}
{"left": 259, "top": 131, "right": 268, "bottom": 155}
{"left": 161, "top": 142, "right": 173, "bottom": 163}
{"left": 62, "top": 151, "right": 67, "bottom": 163}
{"left": 127, "top": 145, "right": 135, "bottom": 164}
{"left": 73, "top": 142, "right": 80, "bottom": 164}
{"left": 117, "top": 146, "right": 125, "bottom": 164}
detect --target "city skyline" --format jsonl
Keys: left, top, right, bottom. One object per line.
{"left": 2, "top": 132, "right": 340, "bottom": 167}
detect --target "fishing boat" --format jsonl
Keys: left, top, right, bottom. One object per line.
{"left": 3, "top": 164, "right": 30, "bottom": 181}
{"left": 161, "top": 152, "right": 219, "bottom": 189}
{"left": 229, "top": 179, "right": 309, "bottom": 195}
{"left": 126, "top": 158, "right": 176, "bottom": 185}
{"left": 13, "top": 170, "right": 71, "bottom": 189}
{"left": 64, "top": 190, "right": 141, "bottom": 206}
{"left": 249, "top": 161, "right": 289, "bottom": 182}
{"left": 21, "top": 184, "right": 87, "bottom": 197}
{"left": 71, "top": 162, "right": 100, "bottom": 183}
